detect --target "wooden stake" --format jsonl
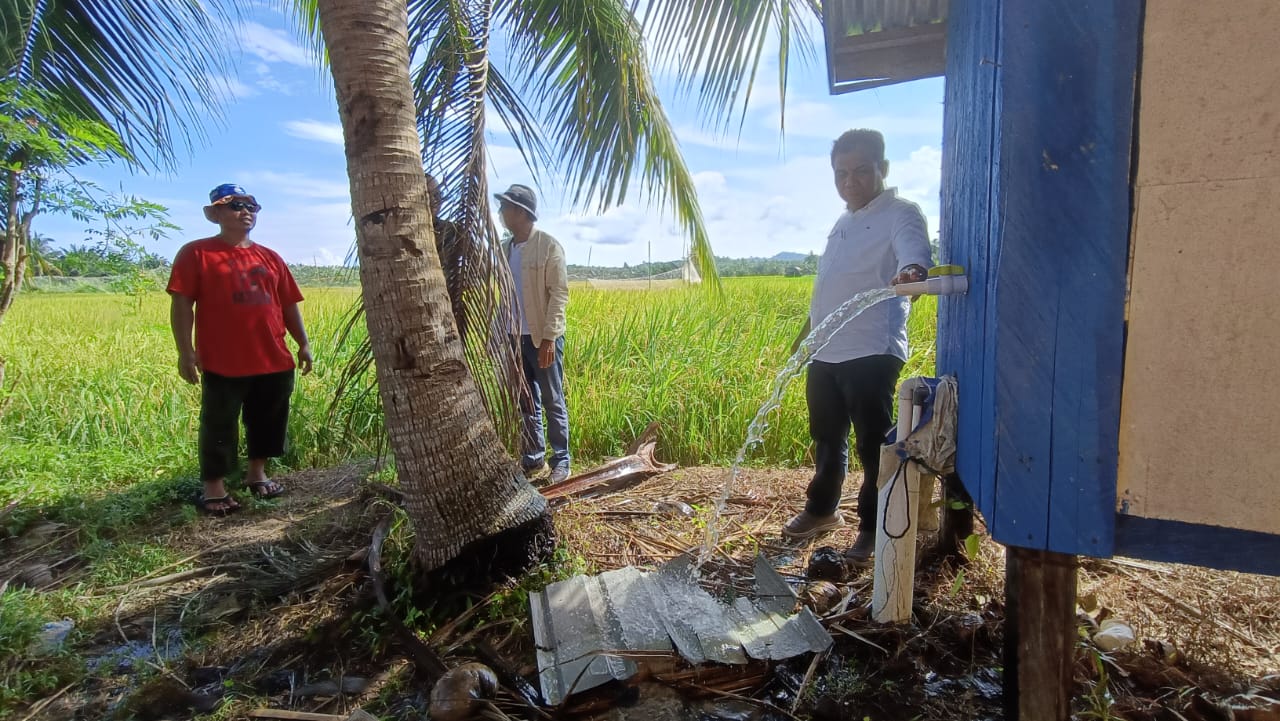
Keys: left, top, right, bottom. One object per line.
{"left": 1004, "top": 547, "right": 1077, "bottom": 721}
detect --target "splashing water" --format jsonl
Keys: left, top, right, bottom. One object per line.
{"left": 698, "top": 287, "right": 899, "bottom": 565}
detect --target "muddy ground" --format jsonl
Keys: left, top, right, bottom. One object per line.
{"left": 6, "top": 463, "right": 1279, "bottom": 720}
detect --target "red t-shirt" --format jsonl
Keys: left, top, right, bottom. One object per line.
{"left": 167, "top": 237, "right": 304, "bottom": 378}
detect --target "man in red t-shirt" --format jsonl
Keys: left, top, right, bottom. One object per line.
{"left": 167, "top": 184, "right": 313, "bottom": 515}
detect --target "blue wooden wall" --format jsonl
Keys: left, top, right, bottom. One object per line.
{"left": 936, "top": 0, "right": 1141, "bottom": 557}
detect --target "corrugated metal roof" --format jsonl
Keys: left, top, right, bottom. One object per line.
{"left": 530, "top": 555, "right": 832, "bottom": 705}
{"left": 824, "top": 0, "right": 949, "bottom": 93}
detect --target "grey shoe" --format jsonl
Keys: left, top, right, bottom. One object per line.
{"left": 782, "top": 510, "right": 845, "bottom": 540}
{"left": 843, "top": 530, "right": 875, "bottom": 566}
{"left": 522, "top": 461, "right": 547, "bottom": 478}
{"left": 549, "top": 465, "right": 571, "bottom": 484}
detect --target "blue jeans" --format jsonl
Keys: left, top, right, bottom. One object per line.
{"left": 519, "top": 335, "right": 571, "bottom": 472}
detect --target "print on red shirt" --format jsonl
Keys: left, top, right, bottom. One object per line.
{"left": 234, "top": 264, "right": 273, "bottom": 305}
{"left": 167, "top": 238, "right": 304, "bottom": 378}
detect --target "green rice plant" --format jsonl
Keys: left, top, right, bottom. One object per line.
{"left": 566, "top": 278, "right": 936, "bottom": 465}
{"left": 0, "top": 289, "right": 382, "bottom": 532}
{"left": 0, "top": 280, "right": 937, "bottom": 530}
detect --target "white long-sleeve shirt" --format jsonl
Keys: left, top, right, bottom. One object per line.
{"left": 810, "top": 188, "right": 934, "bottom": 363}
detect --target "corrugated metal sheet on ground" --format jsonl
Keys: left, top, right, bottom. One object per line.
{"left": 530, "top": 555, "right": 832, "bottom": 704}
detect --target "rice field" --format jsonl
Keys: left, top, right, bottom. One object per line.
{"left": 0, "top": 278, "right": 936, "bottom": 529}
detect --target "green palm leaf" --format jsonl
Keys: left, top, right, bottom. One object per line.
{"left": 639, "top": 0, "right": 821, "bottom": 132}
{"left": 496, "top": 0, "right": 720, "bottom": 288}
{"left": 2, "top": 0, "right": 242, "bottom": 168}
{"left": 297, "top": 0, "right": 815, "bottom": 448}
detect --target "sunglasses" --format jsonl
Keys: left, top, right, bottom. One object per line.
{"left": 222, "top": 200, "right": 261, "bottom": 213}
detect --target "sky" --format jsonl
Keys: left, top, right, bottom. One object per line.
{"left": 38, "top": 5, "right": 944, "bottom": 269}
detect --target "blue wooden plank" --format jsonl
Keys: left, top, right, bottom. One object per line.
{"left": 986, "top": 0, "right": 1137, "bottom": 555}
{"left": 1042, "top": 3, "right": 1138, "bottom": 558}
{"left": 1115, "top": 516, "right": 1280, "bottom": 577}
{"left": 936, "top": 0, "right": 1001, "bottom": 522}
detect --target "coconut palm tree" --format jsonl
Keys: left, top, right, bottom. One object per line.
{"left": 24, "top": 234, "right": 61, "bottom": 282}
{"left": 305, "top": 0, "right": 819, "bottom": 575}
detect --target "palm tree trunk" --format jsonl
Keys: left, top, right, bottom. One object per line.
{"left": 314, "top": 0, "right": 552, "bottom": 574}
{"left": 0, "top": 168, "right": 25, "bottom": 330}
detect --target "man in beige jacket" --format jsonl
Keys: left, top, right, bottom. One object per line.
{"left": 497, "top": 184, "right": 572, "bottom": 483}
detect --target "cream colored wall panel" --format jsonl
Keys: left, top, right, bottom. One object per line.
{"left": 1136, "top": 1, "right": 1280, "bottom": 186}
{"left": 1118, "top": 177, "right": 1280, "bottom": 534}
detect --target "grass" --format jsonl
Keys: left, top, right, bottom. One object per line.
{"left": 0, "top": 289, "right": 382, "bottom": 534}
{"left": 0, "top": 280, "right": 934, "bottom": 532}
{"left": 569, "top": 279, "right": 936, "bottom": 463}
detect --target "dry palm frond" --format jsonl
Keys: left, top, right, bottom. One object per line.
{"left": 411, "top": 0, "right": 533, "bottom": 452}
{"left": 325, "top": 0, "right": 533, "bottom": 456}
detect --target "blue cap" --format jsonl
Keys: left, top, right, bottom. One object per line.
{"left": 209, "top": 183, "right": 254, "bottom": 205}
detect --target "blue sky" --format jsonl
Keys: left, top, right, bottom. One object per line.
{"left": 38, "top": 5, "right": 943, "bottom": 268}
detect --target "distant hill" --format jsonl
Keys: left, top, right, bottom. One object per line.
{"left": 771, "top": 251, "right": 808, "bottom": 262}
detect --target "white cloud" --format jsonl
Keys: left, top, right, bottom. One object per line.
{"left": 673, "top": 125, "right": 772, "bottom": 155}
{"left": 239, "top": 22, "right": 314, "bottom": 67}
{"left": 283, "top": 120, "right": 344, "bottom": 145}
{"left": 255, "top": 74, "right": 295, "bottom": 96}
{"left": 210, "top": 75, "right": 257, "bottom": 100}
{"left": 888, "top": 145, "right": 943, "bottom": 231}
{"left": 251, "top": 200, "right": 355, "bottom": 266}
{"left": 767, "top": 99, "right": 944, "bottom": 140}
{"left": 532, "top": 142, "right": 941, "bottom": 267}
{"left": 241, "top": 171, "right": 350, "bottom": 201}
{"left": 313, "top": 246, "right": 349, "bottom": 266}
{"left": 488, "top": 144, "right": 537, "bottom": 187}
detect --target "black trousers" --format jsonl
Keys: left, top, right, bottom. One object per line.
{"left": 804, "top": 355, "right": 903, "bottom": 530}
{"left": 199, "top": 370, "right": 295, "bottom": 482}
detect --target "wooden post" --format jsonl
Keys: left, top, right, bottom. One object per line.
{"left": 936, "top": 473, "right": 974, "bottom": 564}
{"left": 1004, "top": 547, "right": 1077, "bottom": 721}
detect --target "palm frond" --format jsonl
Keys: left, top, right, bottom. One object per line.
{"left": 274, "top": 0, "right": 327, "bottom": 67}
{"left": 322, "top": 0, "right": 534, "bottom": 454}
{"left": 639, "top": 0, "right": 821, "bottom": 132}
{"left": 497, "top": 0, "right": 720, "bottom": 287}
{"left": 2, "top": 0, "right": 245, "bottom": 169}
{"left": 408, "top": 0, "right": 529, "bottom": 453}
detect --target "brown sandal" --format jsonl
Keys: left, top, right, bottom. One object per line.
{"left": 248, "top": 480, "right": 285, "bottom": 499}
{"left": 195, "top": 493, "right": 241, "bottom": 516}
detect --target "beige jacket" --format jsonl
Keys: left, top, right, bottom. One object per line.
{"left": 502, "top": 228, "right": 569, "bottom": 347}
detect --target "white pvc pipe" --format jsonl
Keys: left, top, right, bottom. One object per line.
{"left": 893, "top": 274, "right": 969, "bottom": 297}
{"left": 873, "top": 378, "right": 926, "bottom": 624}
{"left": 896, "top": 385, "right": 914, "bottom": 448}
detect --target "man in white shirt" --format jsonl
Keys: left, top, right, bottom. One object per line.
{"left": 497, "top": 184, "right": 572, "bottom": 484}
{"left": 782, "top": 129, "right": 933, "bottom": 565}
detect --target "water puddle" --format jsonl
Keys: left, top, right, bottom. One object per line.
{"left": 87, "top": 627, "right": 185, "bottom": 674}
{"left": 698, "top": 288, "right": 898, "bottom": 564}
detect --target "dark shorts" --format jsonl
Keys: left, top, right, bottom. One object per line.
{"left": 199, "top": 369, "right": 295, "bottom": 481}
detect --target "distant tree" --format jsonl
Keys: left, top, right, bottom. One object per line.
{"left": 24, "top": 234, "right": 60, "bottom": 282}
{"left": 803, "top": 251, "right": 818, "bottom": 274}
{"left": 1, "top": 82, "right": 124, "bottom": 326}
{"left": 0, "top": 83, "right": 175, "bottom": 390}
